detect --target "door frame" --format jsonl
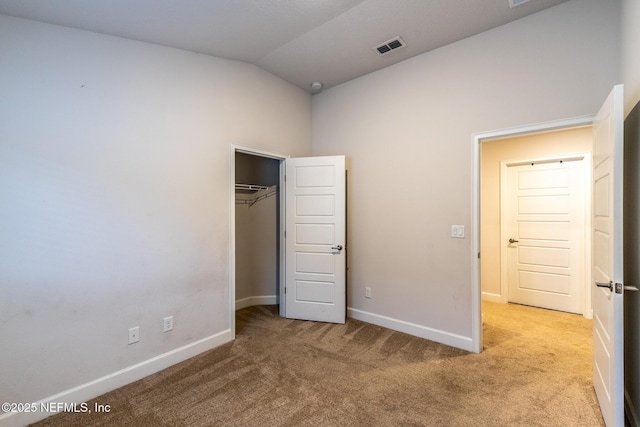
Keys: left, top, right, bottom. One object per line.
{"left": 471, "top": 115, "right": 595, "bottom": 353}
{"left": 229, "top": 144, "right": 289, "bottom": 337}
{"left": 499, "top": 154, "right": 592, "bottom": 317}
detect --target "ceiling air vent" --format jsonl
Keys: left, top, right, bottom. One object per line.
{"left": 373, "top": 37, "right": 406, "bottom": 56}
{"left": 509, "top": 0, "right": 530, "bottom": 7}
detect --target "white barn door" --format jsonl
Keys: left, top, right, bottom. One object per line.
{"left": 592, "top": 85, "right": 624, "bottom": 426}
{"left": 284, "top": 156, "right": 346, "bottom": 324}
{"left": 506, "top": 158, "right": 586, "bottom": 314}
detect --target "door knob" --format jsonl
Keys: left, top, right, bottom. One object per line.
{"left": 597, "top": 281, "right": 640, "bottom": 293}
{"left": 331, "top": 245, "right": 343, "bottom": 251}
{"left": 508, "top": 238, "right": 519, "bottom": 244}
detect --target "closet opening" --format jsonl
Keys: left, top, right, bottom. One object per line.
{"left": 231, "top": 147, "right": 286, "bottom": 337}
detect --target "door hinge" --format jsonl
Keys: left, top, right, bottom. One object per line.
{"left": 478, "top": 252, "right": 480, "bottom": 259}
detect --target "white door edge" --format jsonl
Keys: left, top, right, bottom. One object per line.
{"left": 229, "top": 144, "right": 289, "bottom": 338}
{"left": 471, "top": 114, "right": 596, "bottom": 353}
{"left": 592, "top": 84, "right": 625, "bottom": 427}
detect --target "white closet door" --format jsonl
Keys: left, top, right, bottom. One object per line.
{"left": 284, "top": 156, "right": 346, "bottom": 324}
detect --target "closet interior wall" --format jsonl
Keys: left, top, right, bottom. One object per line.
{"left": 235, "top": 152, "right": 280, "bottom": 308}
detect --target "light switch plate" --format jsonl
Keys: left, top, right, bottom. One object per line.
{"left": 451, "top": 225, "right": 465, "bottom": 238}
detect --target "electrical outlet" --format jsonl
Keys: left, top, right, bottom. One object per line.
{"left": 128, "top": 326, "right": 139, "bottom": 344}
{"left": 163, "top": 316, "right": 173, "bottom": 332}
{"left": 365, "top": 287, "right": 372, "bottom": 299}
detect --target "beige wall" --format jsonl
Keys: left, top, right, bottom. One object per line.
{"left": 0, "top": 13, "right": 310, "bottom": 423}
{"left": 480, "top": 126, "right": 593, "bottom": 300}
{"left": 235, "top": 202, "right": 253, "bottom": 301}
{"left": 235, "top": 194, "right": 278, "bottom": 303}
{"left": 312, "top": 0, "right": 619, "bottom": 350}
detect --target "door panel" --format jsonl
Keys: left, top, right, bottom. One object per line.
{"left": 592, "top": 84, "right": 624, "bottom": 427}
{"left": 296, "top": 252, "right": 335, "bottom": 274}
{"left": 295, "top": 194, "right": 335, "bottom": 216}
{"left": 507, "top": 159, "right": 586, "bottom": 314}
{"left": 519, "top": 271, "right": 569, "bottom": 294}
{"left": 519, "top": 246, "right": 569, "bottom": 267}
{"left": 518, "top": 167, "right": 570, "bottom": 188}
{"left": 295, "top": 280, "right": 335, "bottom": 303}
{"left": 518, "top": 194, "right": 570, "bottom": 214}
{"left": 296, "top": 224, "right": 335, "bottom": 244}
{"left": 519, "top": 221, "right": 569, "bottom": 240}
{"left": 285, "top": 156, "right": 346, "bottom": 324}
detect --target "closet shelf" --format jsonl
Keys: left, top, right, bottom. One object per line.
{"left": 235, "top": 183, "right": 269, "bottom": 192}
{"left": 235, "top": 184, "right": 277, "bottom": 207}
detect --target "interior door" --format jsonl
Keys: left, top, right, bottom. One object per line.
{"left": 284, "top": 155, "right": 346, "bottom": 323}
{"left": 506, "top": 159, "right": 586, "bottom": 313}
{"left": 592, "top": 84, "right": 624, "bottom": 427}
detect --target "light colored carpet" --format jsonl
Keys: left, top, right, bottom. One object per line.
{"left": 32, "top": 301, "right": 603, "bottom": 426}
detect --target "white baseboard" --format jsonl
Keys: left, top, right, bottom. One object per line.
{"left": 481, "top": 292, "right": 503, "bottom": 303}
{"left": 0, "top": 329, "right": 233, "bottom": 427}
{"left": 626, "top": 389, "right": 639, "bottom": 427}
{"left": 347, "top": 307, "right": 474, "bottom": 352}
{"left": 481, "top": 293, "right": 594, "bottom": 320}
{"left": 235, "top": 295, "right": 278, "bottom": 310}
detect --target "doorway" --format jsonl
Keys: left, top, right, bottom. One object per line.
{"left": 230, "top": 147, "right": 348, "bottom": 335}
{"left": 471, "top": 116, "right": 595, "bottom": 352}
{"left": 230, "top": 146, "right": 287, "bottom": 337}
{"left": 234, "top": 151, "right": 280, "bottom": 307}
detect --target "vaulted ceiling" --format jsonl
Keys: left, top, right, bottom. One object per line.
{"left": 0, "top": 0, "right": 570, "bottom": 93}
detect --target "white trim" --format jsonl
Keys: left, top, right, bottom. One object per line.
{"left": 229, "top": 144, "right": 289, "bottom": 339}
{"left": 499, "top": 159, "right": 510, "bottom": 304}
{"left": 234, "top": 145, "right": 290, "bottom": 160}
{"left": 279, "top": 160, "right": 287, "bottom": 318}
{"left": 0, "top": 330, "right": 232, "bottom": 427}
{"left": 473, "top": 115, "right": 595, "bottom": 142}
{"left": 471, "top": 114, "right": 595, "bottom": 354}
{"left": 583, "top": 153, "right": 593, "bottom": 320}
{"left": 235, "top": 295, "right": 278, "bottom": 310}
{"left": 229, "top": 145, "right": 236, "bottom": 337}
{"left": 481, "top": 292, "right": 503, "bottom": 303}
{"left": 347, "top": 308, "right": 474, "bottom": 352}
{"left": 471, "top": 124, "right": 482, "bottom": 353}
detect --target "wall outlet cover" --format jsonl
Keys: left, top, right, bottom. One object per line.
{"left": 163, "top": 316, "right": 173, "bottom": 332}
{"left": 128, "top": 326, "right": 140, "bottom": 344}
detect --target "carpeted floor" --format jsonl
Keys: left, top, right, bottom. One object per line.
{"left": 32, "top": 302, "right": 604, "bottom": 426}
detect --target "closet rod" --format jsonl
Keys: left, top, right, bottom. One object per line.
{"left": 235, "top": 185, "right": 277, "bottom": 206}
{"left": 249, "top": 188, "right": 277, "bottom": 207}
